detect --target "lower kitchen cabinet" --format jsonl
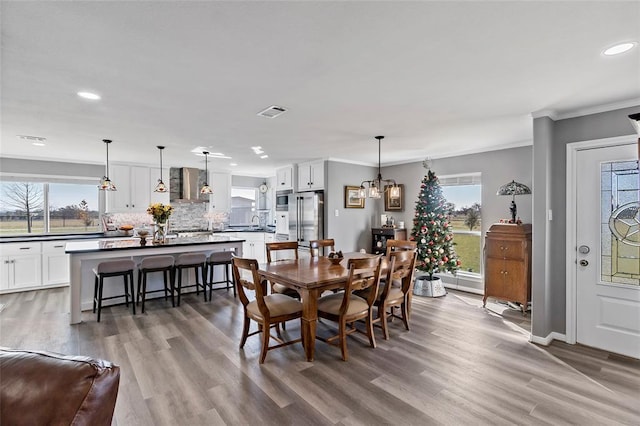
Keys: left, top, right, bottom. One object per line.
{"left": 0, "top": 242, "right": 42, "bottom": 290}
{"left": 42, "top": 241, "right": 71, "bottom": 285}
{"left": 237, "top": 232, "right": 267, "bottom": 263}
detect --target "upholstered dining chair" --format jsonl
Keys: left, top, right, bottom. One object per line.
{"left": 385, "top": 239, "right": 417, "bottom": 257}
{"left": 316, "top": 256, "right": 383, "bottom": 361}
{"left": 265, "top": 241, "right": 300, "bottom": 299}
{"left": 231, "top": 257, "right": 303, "bottom": 364}
{"left": 370, "top": 249, "right": 417, "bottom": 340}
{"left": 309, "top": 239, "right": 335, "bottom": 257}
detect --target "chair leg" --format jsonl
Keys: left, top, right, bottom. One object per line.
{"left": 401, "top": 302, "right": 410, "bottom": 331}
{"left": 201, "top": 264, "right": 207, "bottom": 302}
{"left": 123, "top": 274, "right": 130, "bottom": 308}
{"left": 129, "top": 271, "right": 136, "bottom": 315}
{"left": 259, "top": 320, "right": 270, "bottom": 364}
{"left": 163, "top": 270, "right": 169, "bottom": 301}
{"left": 136, "top": 269, "right": 142, "bottom": 305}
{"left": 208, "top": 263, "right": 213, "bottom": 301}
{"left": 93, "top": 275, "right": 98, "bottom": 313}
{"left": 170, "top": 268, "right": 176, "bottom": 307}
{"left": 141, "top": 271, "right": 147, "bottom": 314}
{"left": 379, "top": 304, "right": 390, "bottom": 340}
{"left": 97, "top": 276, "right": 104, "bottom": 322}
{"left": 229, "top": 263, "right": 236, "bottom": 297}
{"left": 240, "top": 314, "right": 251, "bottom": 348}
{"left": 339, "top": 320, "right": 348, "bottom": 361}
{"left": 366, "top": 310, "right": 376, "bottom": 349}
{"left": 177, "top": 267, "right": 182, "bottom": 306}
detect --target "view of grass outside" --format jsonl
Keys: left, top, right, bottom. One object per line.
{"left": 441, "top": 179, "right": 482, "bottom": 275}
{"left": 0, "top": 180, "right": 100, "bottom": 235}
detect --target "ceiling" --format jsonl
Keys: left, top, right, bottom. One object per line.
{"left": 1, "top": 1, "right": 639, "bottom": 177}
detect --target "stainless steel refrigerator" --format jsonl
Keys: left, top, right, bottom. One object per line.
{"left": 289, "top": 191, "right": 324, "bottom": 251}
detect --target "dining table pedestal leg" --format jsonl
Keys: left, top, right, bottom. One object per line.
{"left": 300, "top": 288, "right": 320, "bottom": 361}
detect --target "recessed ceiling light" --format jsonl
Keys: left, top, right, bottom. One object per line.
{"left": 260, "top": 155, "right": 269, "bottom": 159}
{"left": 32, "top": 142, "right": 45, "bottom": 147}
{"left": 230, "top": 163, "right": 237, "bottom": 166}
{"left": 603, "top": 42, "right": 637, "bottom": 56}
{"left": 77, "top": 91, "right": 101, "bottom": 100}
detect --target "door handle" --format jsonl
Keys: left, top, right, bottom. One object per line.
{"left": 579, "top": 259, "right": 589, "bottom": 267}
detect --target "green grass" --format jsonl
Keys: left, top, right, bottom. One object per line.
{"left": 451, "top": 232, "right": 481, "bottom": 273}
{"left": 0, "top": 218, "right": 100, "bottom": 235}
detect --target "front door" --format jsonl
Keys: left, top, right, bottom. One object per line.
{"left": 576, "top": 142, "right": 639, "bottom": 358}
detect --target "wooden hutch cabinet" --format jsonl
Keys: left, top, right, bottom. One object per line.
{"left": 483, "top": 223, "right": 532, "bottom": 313}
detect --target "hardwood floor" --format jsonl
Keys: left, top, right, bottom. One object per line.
{"left": 1, "top": 287, "right": 638, "bottom": 425}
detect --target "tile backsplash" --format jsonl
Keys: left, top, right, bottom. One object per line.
{"left": 104, "top": 203, "right": 218, "bottom": 232}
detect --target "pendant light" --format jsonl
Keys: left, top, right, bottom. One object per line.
{"left": 357, "top": 136, "right": 400, "bottom": 199}
{"left": 154, "top": 146, "right": 168, "bottom": 193}
{"left": 200, "top": 151, "right": 213, "bottom": 194}
{"left": 98, "top": 139, "right": 117, "bottom": 191}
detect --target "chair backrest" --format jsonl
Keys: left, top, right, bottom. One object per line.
{"left": 309, "top": 239, "right": 335, "bottom": 257}
{"left": 382, "top": 249, "right": 417, "bottom": 297}
{"left": 232, "top": 257, "right": 269, "bottom": 314}
{"left": 385, "top": 239, "right": 417, "bottom": 257}
{"left": 337, "top": 256, "right": 383, "bottom": 316}
{"left": 265, "top": 241, "right": 299, "bottom": 262}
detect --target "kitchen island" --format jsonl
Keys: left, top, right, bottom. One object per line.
{"left": 66, "top": 235, "right": 244, "bottom": 324}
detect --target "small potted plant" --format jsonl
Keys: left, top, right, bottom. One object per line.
{"left": 147, "top": 203, "right": 173, "bottom": 244}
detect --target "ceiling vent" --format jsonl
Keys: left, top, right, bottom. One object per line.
{"left": 257, "top": 105, "right": 287, "bottom": 118}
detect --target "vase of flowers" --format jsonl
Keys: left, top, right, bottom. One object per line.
{"left": 147, "top": 203, "right": 173, "bottom": 244}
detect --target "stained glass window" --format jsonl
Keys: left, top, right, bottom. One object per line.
{"left": 601, "top": 160, "right": 640, "bottom": 286}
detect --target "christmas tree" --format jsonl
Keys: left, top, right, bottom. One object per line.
{"left": 411, "top": 167, "right": 460, "bottom": 281}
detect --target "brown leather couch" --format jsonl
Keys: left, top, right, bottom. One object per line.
{"left": 0, "top": 347, "right": 120, "bottom": 425}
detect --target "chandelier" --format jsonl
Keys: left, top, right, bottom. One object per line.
{"left": 358, "top": 136, "right": 400, "bottom": 199}
{"left": 98, "top": 139, "right": 117, "bottom": 191}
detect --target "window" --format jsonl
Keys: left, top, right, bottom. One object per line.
{"left": 0, "top": 178, "right": 101, "bottom": 235}
{"left": 230, "top": 187, "right": 257, "bottom": 226}
{"left": 440, "top": 174, "right": 482, "bottom": 275}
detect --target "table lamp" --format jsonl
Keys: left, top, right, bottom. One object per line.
{"left": 497, "top": 180, "right": 531, "bottom": 223}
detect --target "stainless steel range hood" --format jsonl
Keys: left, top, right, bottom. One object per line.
{"left": 170, "top": 167, "right": 207, "bottom": 202}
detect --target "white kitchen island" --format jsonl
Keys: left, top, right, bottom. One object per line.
{"left": 65, "top": 235, "right": 244, "bottom": 324}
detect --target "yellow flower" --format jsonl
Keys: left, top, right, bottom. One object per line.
{"left": 147, "top": 203, "right": 173, "bottom": 223}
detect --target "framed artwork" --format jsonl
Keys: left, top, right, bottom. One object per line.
{"left": 345, "top": 186, "right": 365, "bottom": 208}
{"left": 384, "top": 184, "right": 404, "bottom": 211}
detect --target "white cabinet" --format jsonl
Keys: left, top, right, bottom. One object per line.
{"left": 276, "top": 165, "right": 294, "bottom": 191}
{"left": 275, "top": 212, "right": 289, "bottom": 235}
{"left": 42, "top": 241, "right": 70, "bottom": 285}
{"left": 236, "top": 232, "right": 267, "bottom": 263}
{"left": 297, "top": 160, "right": 324, "bottom": 191}
{"left": 149, "top": 167, "right": 171, "bottom": 205}
{"left": 0, "top": 243, "right": 42, "bottom": 290}
{"left": 210, "top": 172, "right": 231, "bottom": 212}
{"left": 108, "top": 165, "right": 151, "bottom": 212}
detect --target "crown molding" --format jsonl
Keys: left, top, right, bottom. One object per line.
{"left": 531, "top": 109, "right": 559, "bottom": 120}
{"left": 532, "top": 98, "right": 640, "bottom": 122}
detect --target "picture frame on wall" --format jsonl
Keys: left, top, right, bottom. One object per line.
{"left": 384, "top": 184, "right": 404, "bottom": 211}
{"left": 344, "top": 186, "right": 365, "bottom": 208}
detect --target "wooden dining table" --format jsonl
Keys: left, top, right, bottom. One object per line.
{"left": 259, "top": 252, "right": 385, "bottom": 362}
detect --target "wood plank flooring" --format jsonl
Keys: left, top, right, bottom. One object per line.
{"left": 1, "top": 287, "right": 638, "bottom": 425}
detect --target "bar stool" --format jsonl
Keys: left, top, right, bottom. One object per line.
{"left": 207, "top": 250, "right": 236, "bottom": 299}
{"left": 137, "top": 255, "right": 175, "bottom": 313}
{"left": 173, "top": 253, "right": 207, "bottom": 306}
{"left": 93, "top": 259, "right": 136, "bottom": 322}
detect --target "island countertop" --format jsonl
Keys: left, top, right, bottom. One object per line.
{"left": 67, "top": 235, "right": 244, "bottom": 324}
{"left": 65, "top": 235, "right": 245, "bottom": 253}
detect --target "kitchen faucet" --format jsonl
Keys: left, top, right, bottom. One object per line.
{"left": 250, "top": 215, "right": 260, "bottom": 229}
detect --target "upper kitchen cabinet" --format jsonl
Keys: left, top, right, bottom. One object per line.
{"left": 210, "top": 172, "right": 231, "bottom": 212}
{"left": 297, "top": 160, "right": 325, "bottom": 191}
{"left": 275, "top": 165, "right": 294, "bottom": 191}
{"left": 107, "top": 165, "right": 150, "bottom": 212}
{"left": 149, "top": 167, "right": 170, "bottom": 205}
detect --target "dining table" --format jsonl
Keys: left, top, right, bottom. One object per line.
{"left": 259, "top": 252, "right": 385, "bottom": 362}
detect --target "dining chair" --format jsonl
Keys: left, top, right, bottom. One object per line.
{"left": 316, "top": 256, "right": 383, "bottom": 361}
{"left": 373, "top": 249, "right": 417, "bottom": 339}
{"left": 309, "top": 239, "right": 335, "bottom": 257}
{"left": 265, "top": 241, "right": 300, "bottom": 299}
{"left": 385, "top": 239, "right": 417, "bottom": 257}
{"left": 231, "top": 257, "right": 303, "bottom": 364}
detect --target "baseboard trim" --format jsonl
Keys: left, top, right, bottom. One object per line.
{"left": 442, "top": 282, "right": 483, "bottom": 295}
{"left": 530, "top": 331, "right": 567, "bottom": 346}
